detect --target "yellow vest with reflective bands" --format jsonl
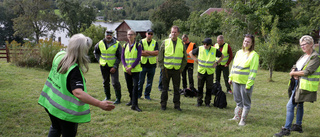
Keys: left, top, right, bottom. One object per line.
{"left": 141, "top": 38, "right": 157, "bottom": 64}
{"left": 198, "top": 46, "right": 217, "bottom": 75}
{"left": 122, "top": 43, "right": 142, "bottom": 73}
{"left": 164, "top": 38, "right": 184, "bottom": 70}
{"left": 98, "top": 40, "right": 119, "bottom": 67}
{"left": 38, "top": 51, "right": 91, "bottom": 123}
{"left": 299, "top": 55, "right": 320, "bottom": 92}
{"left": 229, "top": 50, "right": 259, "bottom": 88}
{"left": 214, "top": 43, "right": 229, "bottom": 65}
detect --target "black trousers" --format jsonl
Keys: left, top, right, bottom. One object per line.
{"left": 124, "top": 72, "right": 140, "bottom": 107}
{"left": 45, "top": 109, "right": 78, "bottom": 137}
{"left": 197, "top": 72, "right": 213, "bottom": 105}
{"left": 215, "top": 65, "right": 231, "bottom": 91}
{"left": 161, "top": 69, "right": 181, "bottom": 107}
{"left": 181, "top": 63, "right": 194, "bottom": 89}
{"left": 100, "top": 65, "right": 121, "bottom": 99}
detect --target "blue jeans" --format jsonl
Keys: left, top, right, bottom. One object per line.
{"left": 284, "top": 80, "right": 304, "bottom": 129}
{"left": 138, "top": 66, "right": 156, "bottom": 97}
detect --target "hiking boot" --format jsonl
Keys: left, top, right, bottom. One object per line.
{"left": 196, "top": 102, "right": 202, "bottom": 107}
{"left": 227, "top": 90, "right": 233, "bottom": 94}
{"left": 274, "top": 127, "right": 290, "bottom": 137}
{"left": 291, "top": 124, "right": 303, "bottom": 133}
{"left": 145, "top": 96, "right": 151, "bottom": 100}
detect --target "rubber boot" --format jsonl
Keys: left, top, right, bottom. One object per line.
{"left": 239, "top": 108, "right": 249, "bottom": 126}
{"left": 113, "top": 90, "right": 121, "bottom": 104}
{"left": 229, "top": 106, "right": 243, "bottom": 121}
{"left": 104, "top": 88, "right": 111, "bottom": 100}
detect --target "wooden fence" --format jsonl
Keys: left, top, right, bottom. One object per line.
{"left": 0, "top": 45, "right": 10, "bottom": 62}
{"left": 0, "top": 45, "right": 40, "bottom": 63}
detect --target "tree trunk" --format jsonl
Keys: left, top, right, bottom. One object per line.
{"left": 269, "top": 64, "right": 274, "bottom": 82}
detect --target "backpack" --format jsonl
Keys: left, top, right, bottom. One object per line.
{"left": 213, "top": 90, "right": 227, "bottom": 109}
{"left": 180, "top": 88, "right": 198, "bottom": 98}
{"left": 212, "top": 82, "right": 222, "bottom": 96}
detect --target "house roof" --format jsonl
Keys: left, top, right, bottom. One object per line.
{"left": 116, "top": 20, "right": 152, "bottom": 32}
{"left": 200, "top": 8, "right": 225, "bottom": 16}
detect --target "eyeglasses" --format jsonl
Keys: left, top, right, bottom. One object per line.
{"left": 148, "top": 33, "right": 153, "bottom": 35}
{"left": 127, "top": 34, "right": 135, "bottom": 36}
{"left": 300, "top": 43, "right": 308, "bottom": 47}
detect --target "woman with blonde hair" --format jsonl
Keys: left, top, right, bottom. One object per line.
{"left": 38, "top": 34, "right": 115, "bottom": 137}
{"left": 274, "top": 35, "right": 320, "bottom": 136}
{"left": 228, "top": 34, "right": 259, "bottom": 126}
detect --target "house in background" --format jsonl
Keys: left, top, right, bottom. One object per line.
{"left": 115, "top": 20, "right": 152, "bottom": 41}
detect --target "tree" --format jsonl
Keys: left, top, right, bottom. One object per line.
{"left": 257, "top": 16, "right": 284, "bottom": 81}
{"left": 6, "top": 0, "right": 59, "bottom": 43}
{"left": 151, "top": 0, "right": 190, "bottom": 31}
{"left": 0, "top": 3, "right": 23, "bottom": 44}
{"left": 81, "top": 24, "right": 106, "bottom": 62}
{"left": 57, "top": 0, "right": 96, "bottom": 36}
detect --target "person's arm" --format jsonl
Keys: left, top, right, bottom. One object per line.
{"left": 245, "top": 52, "right": 259, "bottom": 89}
{"left": 189, "top": 48, "right": 198, "bottom": 64}
{"left": 93, "top": 42, "right": 101, "bottom": 62}
{"left": 147, "top": 41, "right": 159, "bottom": 56}
{"left": 180, "top": 41, "right": 188, "bottom": 72}
{"left": 130, "top": 43, "right": 142, "bottom": 69}
{"left": 158, "top": 41, "right": 165, "bottom": 69}
{"left": 140, "top": 41, "right": 151, "bottom": 56}
{"left": 121, "top": 44, "right": 127, "bottom": 67}
{"left": 226, "top": 44, "right": 233, "bottom": 66}
{"left": 113, "top": 43, "right": 122, "bottom": 69}
{"left": 72, "top": 89, "right": 115, "bottom": 111}
{"left": 214, "top": 49, "right": 224, "bottom": 68}
{"left": 290, "top": 54, "right": 320, "bottom": 78}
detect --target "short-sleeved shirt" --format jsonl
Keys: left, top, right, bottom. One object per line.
{"left": 67, "top": 66, "right": 84, "bottom": 95}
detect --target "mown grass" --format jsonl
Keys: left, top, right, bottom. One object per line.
{"left": 1, "top": 60, "right": 320, "bottom": 137}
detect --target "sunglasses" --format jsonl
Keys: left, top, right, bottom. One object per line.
{"left": 148, "top": 33, "right": 153, "bottom": 35}
{"left": 127, "top": 34, "right": 135, "bottom": 36}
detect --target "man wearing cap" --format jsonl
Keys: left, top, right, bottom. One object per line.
{"left": 189, "top": 38, "right": 224, "bottom": 107}
{"left": 137, "top": 29, "right": 159, "bottom": 100}
{"left": 158, "top": 26, "right": 187, "bottom": 111}
{"left": 181, "top": 34, "right": 196, "bottom": 91}
{"left": 214, "top": 35, "right": 233, "bottom": 94}
{"left": 93, "top": 30, "right": 122, "bottom": 104}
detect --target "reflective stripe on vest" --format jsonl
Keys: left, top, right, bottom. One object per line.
{"left": 186, "top": 42, "right": 195, "bottom": 63}
{"left": 230, "top": 50, "right": 258, "bottom": 83}
{"left": 122, "top": 43, "right": 142, "bottom": 72}
{"left": 214, "top": 43, "right": 229, "bottom": 65}
{"left": 198, "top": 46, "right": 217, "bottom": 75}
{"left": 38, "top": 51, "right": 90, "bottom": 123}
{"left": 164, "top": 38, "right": 184, "bottom": 70}
{"left": 99, "top": 40, "right": 119, "bottom": 67}
{"left": 299, "top": 55, "right": 320, "bottom": 92}
{"left": 141, "top": 38, "right": 157, "bottom": 64}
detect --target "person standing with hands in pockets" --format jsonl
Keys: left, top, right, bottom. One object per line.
{"left": 228, "top": 34, "right": 259, "bottom": 126}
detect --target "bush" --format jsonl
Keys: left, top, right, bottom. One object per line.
{"left": 7, "top": 39, "right": 65, "bottom": 70}
{"left": 274, "top": 45, "right": 303, "bottom": 72}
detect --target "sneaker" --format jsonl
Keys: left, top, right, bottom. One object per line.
{"left": 274, "top": 127, "right": 290, "bottom": 137}
{"left": 227, "top": 90, "right": 233, "bottom": 94}
{"left": 291, "top": 124, "right": 303, "bottom": 133}
{"left": 145, "top": 96, "right": 151, "bottom": 100}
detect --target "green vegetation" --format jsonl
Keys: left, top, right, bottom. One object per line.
{"left": 1, "top": 60, "right": 320, "bottom": 136}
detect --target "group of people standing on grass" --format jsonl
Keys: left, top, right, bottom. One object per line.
{"left": 37, "top": 25, "right": 320, "bottom": 137}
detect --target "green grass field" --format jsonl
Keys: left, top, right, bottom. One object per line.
{"left": 1, "top": 60, "right": 320, "bottom": 137}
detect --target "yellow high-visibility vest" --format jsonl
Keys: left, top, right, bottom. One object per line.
{"left": 197, "top": 46, "right": 217, "bottom": 75}
{"left": 164, "top": 38, "right": 184, "bottom": 70}
{"left": 214, "top": 43, "right": 229, "bottom": 65}
{"left": 141, "top": 38, "right": 157, "bottom": 64}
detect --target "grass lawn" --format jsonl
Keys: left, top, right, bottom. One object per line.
{"left": 0, "top": 60, "right": 320, "bottom": 137}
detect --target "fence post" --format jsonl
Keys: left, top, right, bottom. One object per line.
{"left": 5, "top": 44, "right": 10, "bottom": 62}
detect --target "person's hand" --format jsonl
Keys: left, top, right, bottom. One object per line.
{"left": 228, "top": 79, "right": 232, "bottom": 85}
{"left": 289, "top": 69, "right": 299, "bottom": 80}
{"left": 126, "top": 67, "right": 132, "bottom": 75}
{"left": 195, "top": 59, "right": 199, "bottom": 64}
{"left": 110, "top": 67, "right": 116, "bottom": 73}
{"left": 99, "top": 100, "right": 115, "bottom": 111}
{"left": 224, "top": 64, "right": 228, "bottom": 67}
{"left": 213, "top": 62, "right": 218, "bottom": 68}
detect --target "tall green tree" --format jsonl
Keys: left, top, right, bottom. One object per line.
{"left": 151, "top": 0, "right": 190, "bottom": 32}
{"left": 57, "top": 0, "right": 96, "bottom": 36}
{"left": 0, "top": 3, "right": 23, "bottom": 44}
{"left": 6, "top": 0, "right": 58, "bottom": 43}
